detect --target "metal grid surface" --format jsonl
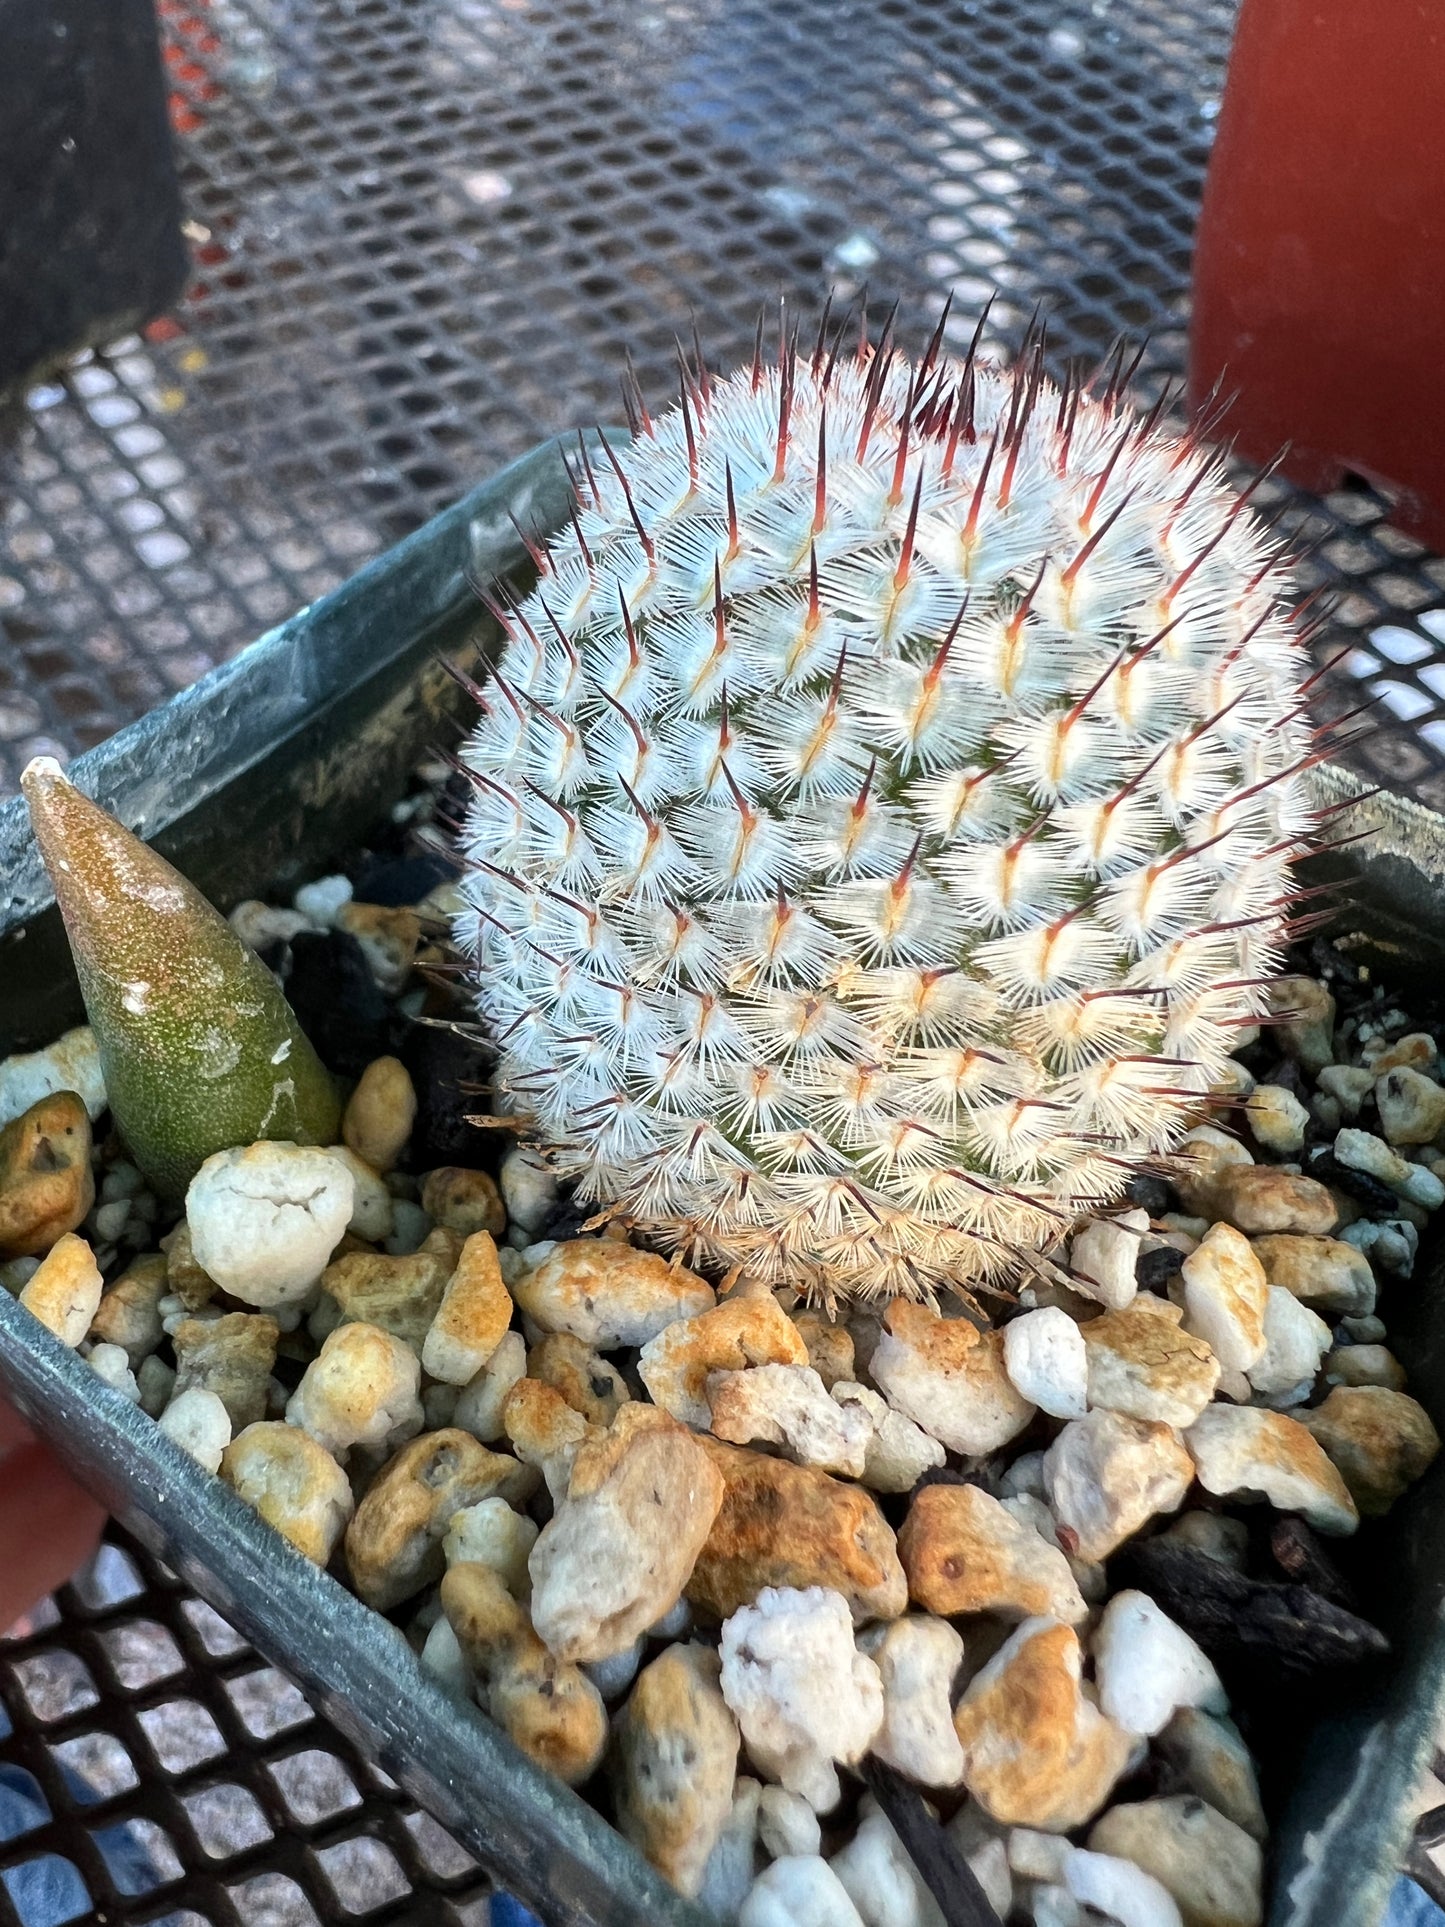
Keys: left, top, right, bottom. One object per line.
{"left": 0, "top": 1532, "right": 494, "bottom": 1926}
{"left": 6, "top": 1, "right": 1445, "bottom": 1922}
{"left": 3, "top": 0, "right": 1445, "bottom": 803}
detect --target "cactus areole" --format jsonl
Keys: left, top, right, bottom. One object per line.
{"left": 457, "top": 320, "right": 1320, "bottom": 1302}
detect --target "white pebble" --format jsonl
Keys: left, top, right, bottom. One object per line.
{"left": 1398, "top": 1162, "right": 1445, "bottom": 1210}
{"left": 384, "top": 1198, "right": 433, "bottom": 1255}
{"left": 1245, "top": 1084, "right": 1309, "bottom": 1154}
{"left": 830, "top": 1803, "right": 946, "bottom": 1927}
{"left": 1317, "top": 1064, "right": 1374, "bottom": 1117}
{"left": 419, "top": 1615, "right": 472, "bottom": 1696}
{"left": 859, "top": 1616, "right": 966, "bottom": 1790}
{"left": 1093, "top": 1590, "right": 1226, "bottom": 1737}
{"left": 187, "top": 1143, "right": 353, "bottom": 1308}
{"left": 158, "top": 1386, "right": 232, "bottom": 1472}
{"left": 292, "top": 873, "right": 352, "bottom": 925}
{"left": 500, "top": 1143, "right": 557, "bottom": 1234}
{"left": 93, "top": 1198, "right": 132, "bottom": 1243}
{"left": 137, "top": 1355, "right": 177, "bottom": 1418}
{"left": 87, "top": 1342, "right": 141, "bottom": 1403}
{"left": 1248, "top": 1287, "right": 1331, "bottom": 1403}
{"left": 453, "top": 1329, "right": 528, "bottom": 1442}
{"left": 584, "top": 1636, "right": 646, "bottom": 1703}
{"left": 719, "top": 1587, "right": 884, "bottom": 1814}
{"left": 1064, "top": 1848, "right": 1183, "bottom": 1927}
{"left": 0, "top": 1026, "right": 107, "bottom": 1126}
{"left": 1003, "top": 1307, "right": 1088, "bottom": 1420}
{"left": 739, "top": 1857, "right": 865, "bottom": 1927}
{"left": 757, "top": 1786, "right": 821, "bottom": 1861}
{"left": 1069, "top": 1210, "right": 1147, "bottom": 1309}
{"left": 443, "top": 1497, "right": 538, "bottom": 1595}
{"left": 1333, "top": 1128, "right": 1411, "bottom": 1187}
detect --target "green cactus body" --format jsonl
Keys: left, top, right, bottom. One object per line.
{"left": 21, "top": 759, "right": 341, "bottom": 1198}
{"left": 457, "top": 327, "right": 1313, "bottom": 1300}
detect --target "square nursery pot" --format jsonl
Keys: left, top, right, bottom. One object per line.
{"left": 2, "top": 433, "right": 1445, "bottom": 1926}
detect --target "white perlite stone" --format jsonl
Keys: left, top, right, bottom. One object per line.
{"left": 859, "top": 1616, "right": 967, "bottom": 1789}
{"left": 1180, "top": 1222, "right": 1267, "bottom": 1372}
{"left": 1333, "top": 1127, "right": 1411, "bottom": 1186}
{"left": 1064, "top": 1849, "right": 1184, "bottom": 1927}
{"left": 286, "top": 1323, "right": 423, "bottom": 1459}
{"left": 420, "top": 1616, "right": 472, "bottom": 1696}
{"left": 1247, "top": 1287, "right": 1331, "bottom": 1402}
{"left": 757, "top": 1786, "right": 821, "bottom": 1861}
{"left": 831, "top": 1382, "right": 945, "bottom": 1493}
{"left": 831, "top": 1803, "right": 946, "bottom": 1927}
{"left": 707, "top": 1363, "right": 872, "bottom": 1477}
{"left": 1317, "top": 1064, "right": 1374, "bottom": 1117}
{"left": 1093, "top": 1591, "right": 1226, "bottom": 1737}
{"left": 698, "top": 1778, "right": 763, "bottom": 1926}
{"left": 442, "top": 1498, "right": 538, "bottom": 1596}
{"left": 738, "top": 1857, "right": 865, "bottom": 1927}
{"left": 1069, "top": 1210, "right": 1148, "bottom": 1309}
{"left": 1245, "top": 1084, "right": 1309, "bottom": 1155}
{"left": 719, "top": 1586, "right": 884, "bottom": 1814}
{"left": 158, "top": 1386, "right": 232, "bottom": 1472}
{"left": 1043, "top": 1410, "right": 1193, "bottom": 1563}
{"left": 1003, "top": 1308, "right": 1088, "bottom": 1420}
{"left": 88, "top": 1342, "right": 141, "bottom": 1403}
{"left": 499, "top": 1143, "right": 557, "bottom": 1234}
{"left": 293, "top": 873, "right": 352, "bottom": 925}
{"left": 0, "top": 1026, "right": 107, "bottom": 1127}
{"left": 187, "top": 1143, "right": 354, "bottom": 1308}
{"left": 453, "top": 1329, "right": 528, "bottom": 1442}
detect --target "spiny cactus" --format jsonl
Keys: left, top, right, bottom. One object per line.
{"left": 456, "top": 314, "right": 1326, "bottom": 1302}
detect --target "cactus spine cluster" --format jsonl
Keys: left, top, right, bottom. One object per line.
{"left": 457, "top": 314, "right": 1318, "bottom": 1301}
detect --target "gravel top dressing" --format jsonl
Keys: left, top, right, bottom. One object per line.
{"left": 2, "top": 744, "right": 1441, "bottom": 1927}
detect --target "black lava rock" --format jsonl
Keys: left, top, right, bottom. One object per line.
{"left": 349, "top": 848, "right": 459, "bottom": 907}
{"left": 286, "top": 929, "right": 392, "bottom": 1076}
{"left": 1124, "top": 1174, "right": 1173, "bottom": 1217}
{"left": 402, "top": 1018, "right": 498, "bottom": 1171}
{"left": 1136, "top": 1245, "right": 1184, "bottom": 1291}
{"left": 1115, "top": 1537, "right": 1389, "bottom": 1676}
{"left": 1305, "top": 1145, "right": 1400, "bottom": 1216}
{"left": 859, "top": 1759, "right": 1005, "bottom": 1926}
{"left": 1267, "top": 1515, "right": 1359, "bottom": 1610}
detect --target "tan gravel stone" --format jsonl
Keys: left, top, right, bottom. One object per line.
{"left": 89, "top": 1252, "right": 169, "bottom": 1366}
{"left": 421, "top": 1231, "right": 513, "bottom": 1385}
{"left": 514, "top": 1237, "right": 714, "bottom": 1350}
{"left": 441, "top": 1561, "right": 607, "bottom": 1785}
{"left": 688, "top": 1438, "right": 907, "bottom": 1623}
{"left": 0, "top": 1091, "right": 94, "bottom": 1259}
{"left": 952, "top": 1618, "right": 1134, "bottom": 1831}
{"left": 1375, "top": 1065, "right": 1445, "bottom": 1146}
{"left": 1209, "top": 1166, "right": 1338, "bottom": 1237}
{"left": 18, "top": 1231, "right": 103, "bottom": 1345}
{"left": 614, "top": 1643, "right": 740, "bottom": 1895}
{"left": 221, "top": 1421, "right": 354, "bottom": 1564}
{"left": 1082, "top": 1297, "right": 1220, "bottom": 1427}
{"left": 501, "top": 1376, "right": 596, "bottom": 1500}
{"left": 1171, "top": 1127, "right": 1253, "bottom": 1217}
{"left": 1180, "top": 1224, "right": 1268, "bottom": 1374}
{"left": 526, "top": 1331, "right": 630, "bottom": 1426}
{"left": 341, "top": 1055, "right": 417, "bottom": 1172}
{"left": 638, "top": 1293, "right": 808, "bottom": 1428}
{"left": 899, "top": 1482, "right": 1086, "bottom": 1624}
{"left": 529, "top": 1404, "right": 726, "bottom": 1663}
{"left": 172, "top": 1311, "right": 280, "bottom": 1430}
{"left": 1185, "top": 1405, "right": 1358, "bottom": 1534}
{"left": 335, "top": 905, "right": 422, "bottom": 996}
{"left": 1301, "top": 1385, "right": 1441, "bottom": 1516}
{"left": 870, "top": 1302, "right": 1034, "bottom": 1456}
{"left": 285, "top": 1321, "right": 422, "bottom": 1457}
{"left": 419, "top": 1165, "right": 506, "bottom": 1236}
{"left": 1089, "top": 1795, "right": 1263, "bottom": 1927}
{"left": 324, "top": 1226, "right": 464, "bottom": 1353}
{"left": 1249, "top": 1233, "right": 1375, "bottom": 1316}
{"left": 345, "top": 1428, "right": 537, "bottom": 1609}
{"left": 708, "top": 1363, "right": 872, "bottom": 1477}
{"left": 790, "top": 1309, "right": 856, "bottom": 1388}
{"left": 1267, "top": 975, "right": 1335, "bottom": 1075}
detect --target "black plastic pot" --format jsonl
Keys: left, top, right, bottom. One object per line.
{"left": 2, "top": 435, "right": 1445, "bottom": 1927}
{"left": 0, "top": 0, "right": 188, "bottom": 399}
